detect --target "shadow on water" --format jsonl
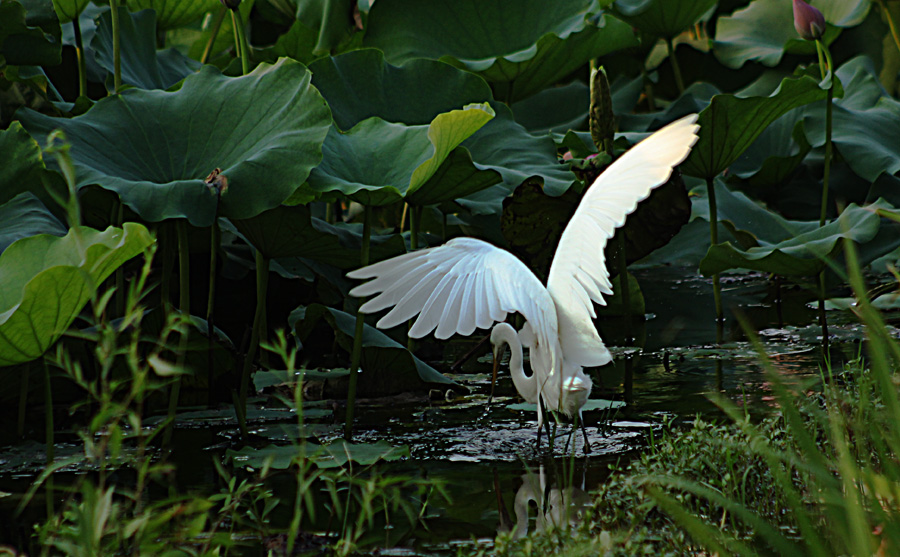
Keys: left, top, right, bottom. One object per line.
{"left": 0, "top": 267, "right": 863, "bottom": 554}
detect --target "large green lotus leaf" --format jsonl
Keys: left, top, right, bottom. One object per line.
{"left": 123, "top": 0, "right": 219, "bottom": 30}
{"left": 682, "top": 73, "right": 827, "bottom": 180}
{"left": 364, "top": 0, "right": 637, "bottom": 102}
{"left": 0, "top": 0, "right": 62, "bottom": 66}
{"left": 803, "top": 57, "right": 900, "bottom": 183}
{"left": 729, "top": 109, "right": 811, "bottom": 187}
{"left": 291, "top": 304, "right": 458, "bottom": 395}
{"left": 0, "top": 223, "right": 153, "bottom": 366}
{"left": 18, "top": 59, "right": 332, "bottom": 227}
{"left": 0, "top": 193, "right": 67, "bottom": 254}
{"left": 699, "top": 203, "right": 880, "bottom": 276}
{"left": 305, "top": 104, "right": 496, "bottom": 207}
{"left": 227, "top": 204, "right": 407, "bottom": 266}
{"left": 309, "top": 50, "right": 576, "bottom": 198}
{"left": 0, "top": 122, "right": 65, "bottom": 207}
{"left": 713, "top": 0, "right": 858, "bottom": 69}
{"left": 51, "top": 0, "right": 90, "bottom": 23}
{"left": 614, "top": 0, "right": 716, "bottom": 39}
{"left": 92, "top": 8, "right": 200, "bottom": 91}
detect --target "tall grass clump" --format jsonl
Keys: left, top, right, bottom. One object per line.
{"left": 634, "top": 237, "right": 900, "bottom": 555}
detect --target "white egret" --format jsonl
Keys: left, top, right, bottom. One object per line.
{"left": 347, "top": 114, "right": 700, "bottom": 451}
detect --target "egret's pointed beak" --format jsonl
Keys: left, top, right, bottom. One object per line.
{"left": 489, "top": 346, "right": 503, "bottom": 406}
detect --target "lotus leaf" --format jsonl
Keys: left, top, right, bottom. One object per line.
{"left": 364, "top": 0, "right": 637, "bottom": 102}
{"left": 729, "top": 109, "right": 811, "bottom": 187}
{"left": 699, "top": 202, "right": 881, "bottom": 277}
{"left": 123, "top": 0, "right": 219, "bottom": 30}
{"left": 802, "top": 57, "right": 900, "bottom": 183}
{"left": 614, "top": 0, "right": 716, "bottom": 39}
{"left": 309, "top": 50, "right": 577, "bottom": 198}
{"left": 0, "top": 0, "right": 62, "bottom": 67}
{"left": 291, "top": 304, "right": 458, "bottom": 395}
{"left": 682, "top": 73, "right": 827, "bottom": 180}
{"left": 92, "top": 8, "right": 200, "bottom": 91}
{"left": 256, "top": 19, "right": 319, "bottom": 65}
{"left": 305, "top": 104, "right": 497, "bottom": 207}
{"left": 714, "top": 0, "right": 850, "bottom": 69}
{"left": 0, "top": 122, "right": 66, "bottom": 206}
{"left": 18, "top": 58, "right": 332, "bottom": 227}
{"left": 0, "top": 193, "right": 67, "bottom": 255}
{"left": 51, "top": 0, "right": 90, "bottom": 23}
{"left": 228, "top": 204, "right": 408, "bottom": 265}
{"left": 0, "top": 223, "right": 153, "bottom": 366}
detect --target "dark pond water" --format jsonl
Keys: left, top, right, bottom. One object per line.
{"left": 1, "top": 267, "right": 866, "bottom": 554}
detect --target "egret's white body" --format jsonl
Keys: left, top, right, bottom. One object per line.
{"left": 348, "top": 114, "right": 700, "bottom": 447}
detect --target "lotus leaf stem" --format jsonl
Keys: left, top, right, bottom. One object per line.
{"left": 239, "top": 250, "right": 270, "bottom": 439}
{"left": 17, "top": 364, "right": 29, "bottom": 438}
{"left": 707, "top": 178, "right": 723, "bottom": 335}
{"left": 72, "top": 14, "right": 87, "bottom": 98}
{"left": 877, "top": 0, "right": 900, "bottom": 60}
{"left": 110, "top": 0, "right": 122, "bottom": 94}
{"left": 616, "top": 233, "right": 632, "bottom": 345}
{"left": 164, "top": 220, "right": 191, "bottom": 446}
{"left": 207, "top": 218, "right": 220, "bottom": 407}
{"left": 231, "top": 8, "right": 251, "bottom": 75}
{"left": 345, "top": 205, "right": 372, "bottom": 440}
{"left": 815, "top": 39, "right": 834, "bottom": 352}
{"left": 43, "top": 357, "right": 54, "bottom": 517}
{"left": 200, "top": 7, "right": 227, "bottom": 65}
{"left": 666, "top": 37, "right": 685, "bottom": 94}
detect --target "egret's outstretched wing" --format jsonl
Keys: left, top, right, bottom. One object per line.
{"left": 348, "top": 237, "right": 558, "bottom": 344}
{"left": 547, "top": 114, "right": 700, "bottom": 367}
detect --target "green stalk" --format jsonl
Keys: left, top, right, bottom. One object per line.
{"left": 200, "top": 6, "right": 228, "bottom": 65}
{"left": 164, "top": 220, "right": 190, "bottom": 446}
{"left": 231, "top": 8, "right": 251, "bottom": 75}
{"left": 408, "top": 203, "right": 419, "bottom": 250}
{"left": 43, "top": 358, "right": 54, "bottom": 518}
{"left": 17, "top": 364, "right": 30, "bottom": 437}
{"left": 666, "top": 37, "right": 685, "bottom": 94}
{"left": 72, "top": 14, "right": 87, "bottom": 97}
{"left": 616, "top": 233, "right": 632, "bottom": 345}
{"left": 115, "top": 202, "right": 124, "bottom": 316}
{"left": 207, "top": 218, "right": 220, "bottom": 407}
{"left": 345, "top": 205, "right": 372, "bottom": 440}
{"left": 878, "top": 0, "right": 900, "bottom": 59}
{"left": 816, "top": 40, "right": 835, "bottom": 353}
{"left": 160, "top": 223, "right": 174, "bottom": 312}
{"left": 238, "top": 250, "right": 269, "bottom": 439}
{"left": 707, "top": 178, "right": 723, "bottom": 341}
{"left": 109, "top": 0, "right": 122, "bottom": 94}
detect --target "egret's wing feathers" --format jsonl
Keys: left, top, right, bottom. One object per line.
{"left": 547, "top": 114, "right": 700, "bottom": 367}
{"left": 348, "top": 238, "right": 558, "bottom": 345}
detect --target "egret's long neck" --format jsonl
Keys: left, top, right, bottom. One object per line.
{"left": 493, "top": 323, "right": 538, "bottom": 403}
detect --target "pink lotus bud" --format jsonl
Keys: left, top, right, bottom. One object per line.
{"left": 793, "top": 0, "right": 825, "bottom": 41}
{"left": 585, "top": 153, "right": 598, "bottom": 160}
{"left": 562, "top": 151, "right": 573, "bottom": 161}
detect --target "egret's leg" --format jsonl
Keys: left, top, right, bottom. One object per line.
{"left": 536, "top": 400, "right": 544, "bottom": 452}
